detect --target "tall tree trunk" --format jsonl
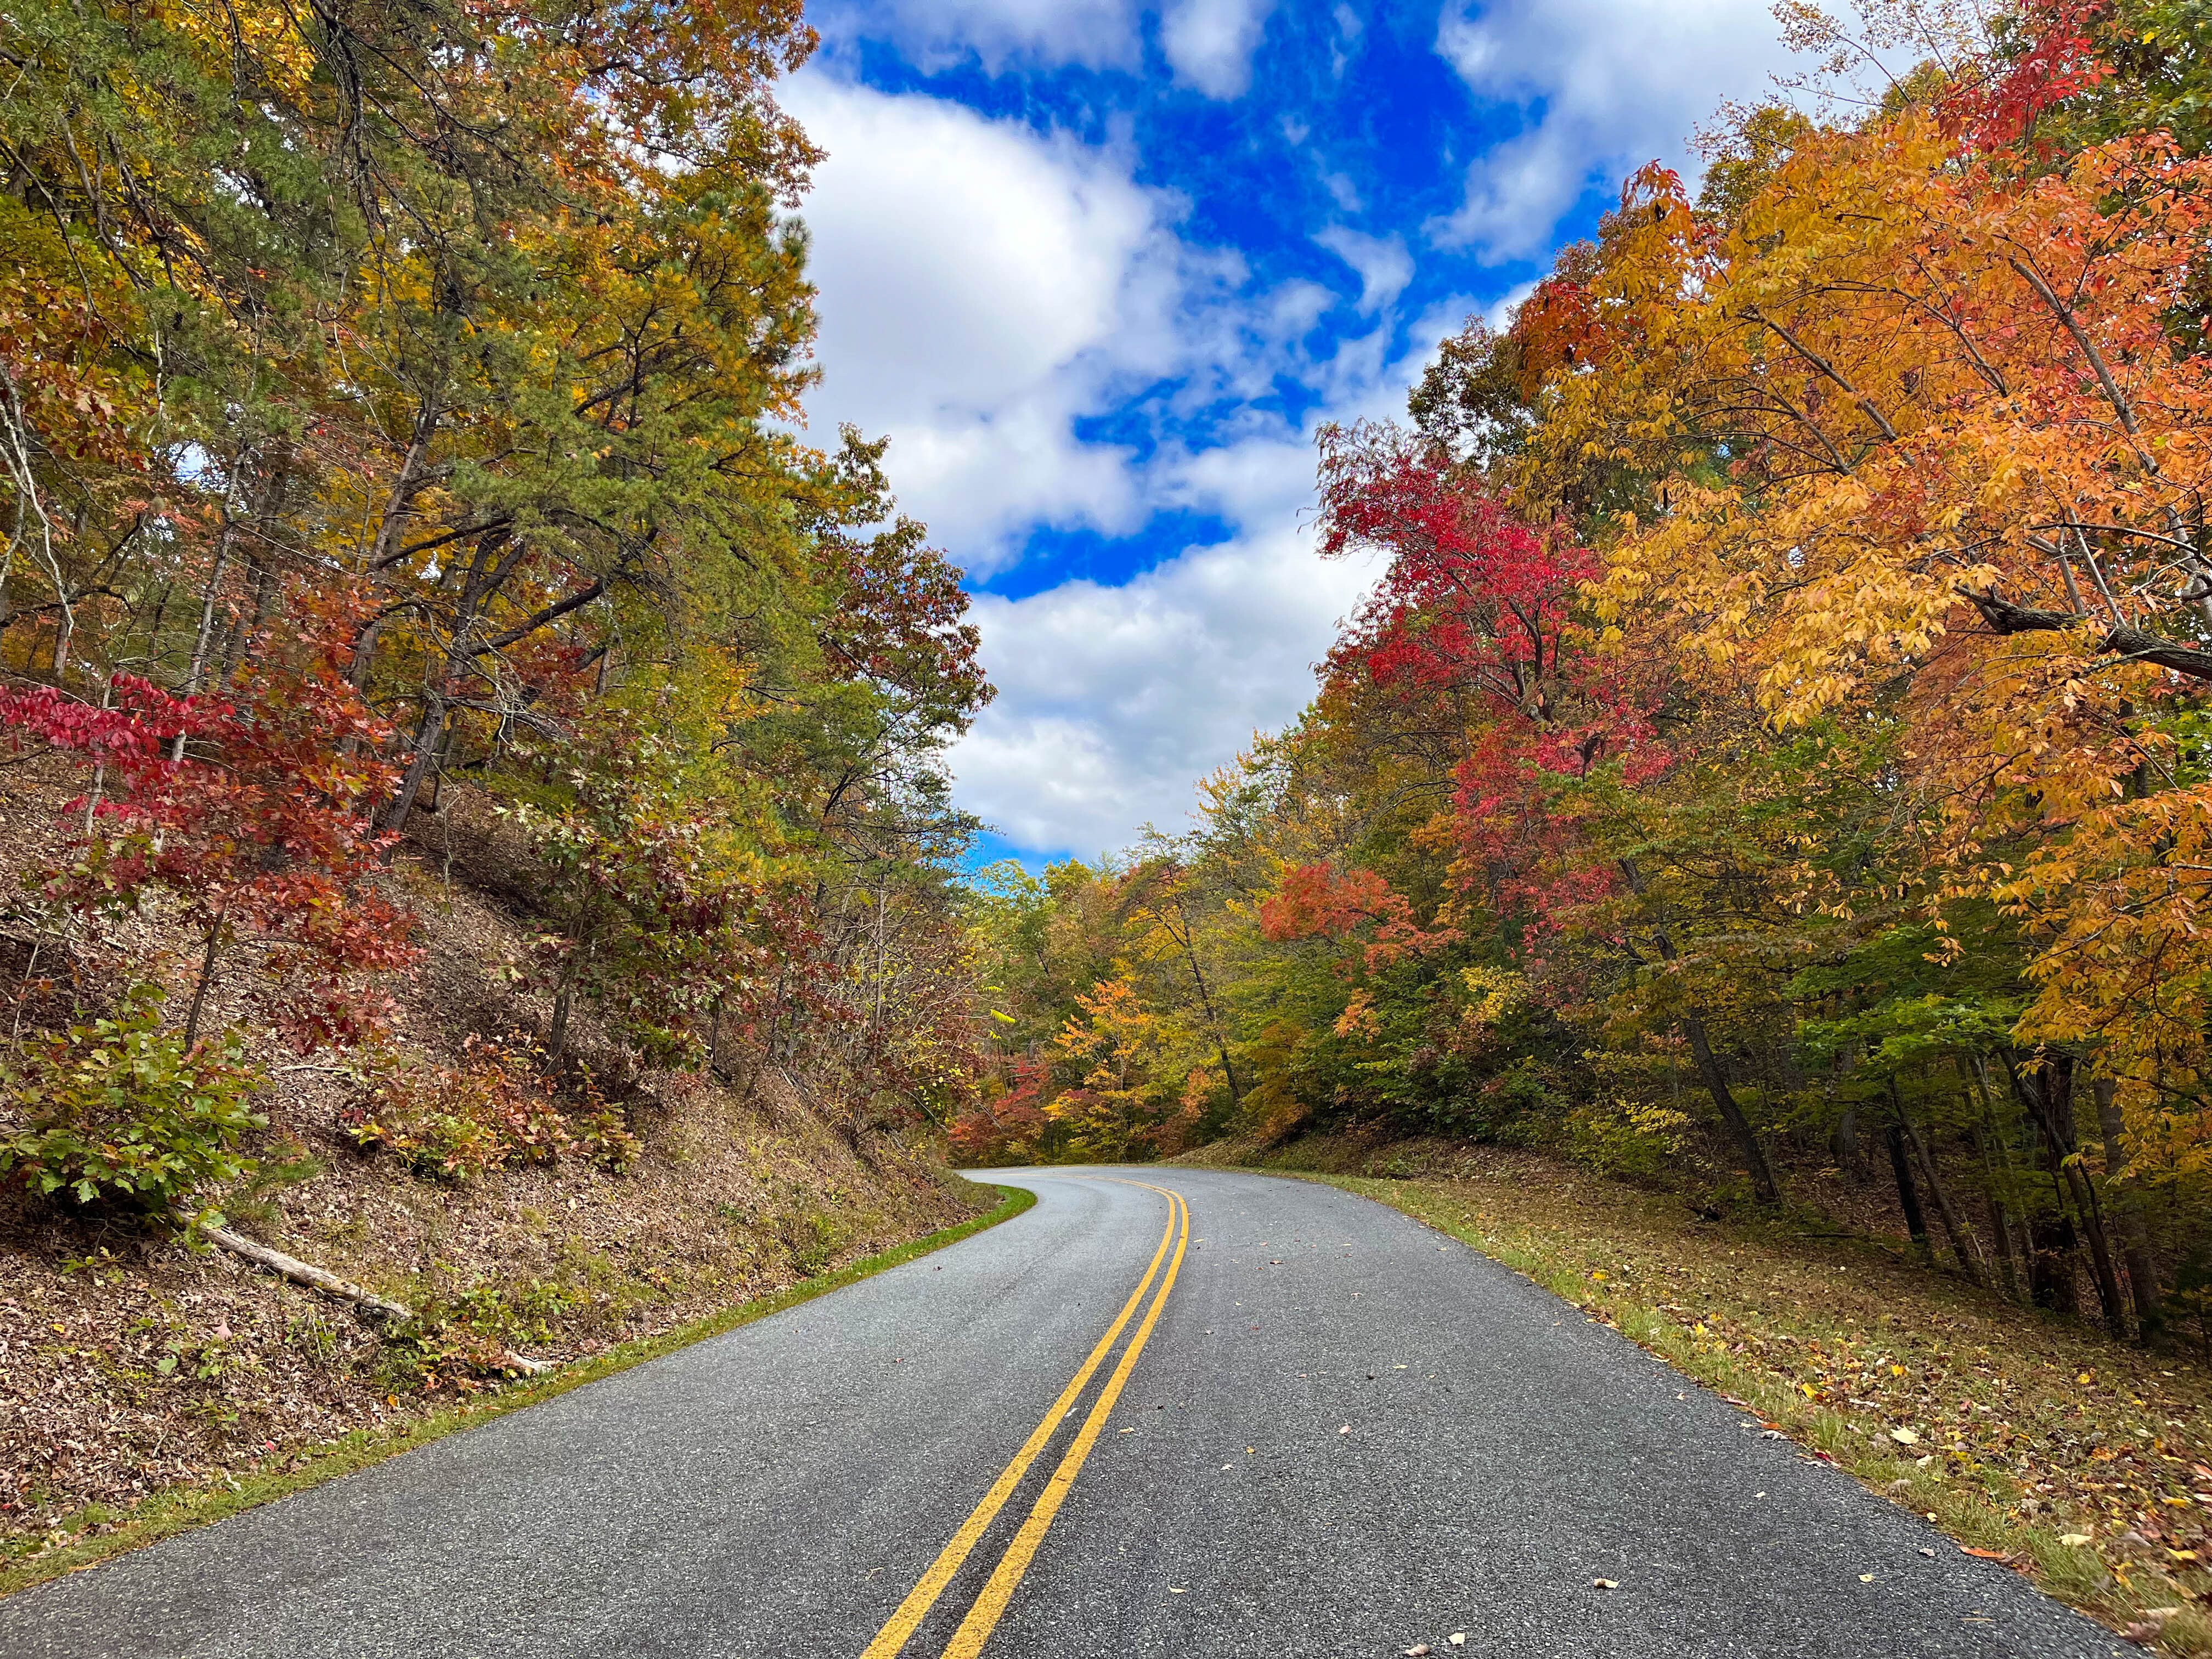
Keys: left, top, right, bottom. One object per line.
{"left": 1899, "top": 1105, "right": 1987, "bottom": 1287}
{"left": 380, "top": 526, "right": 518, "bottom": 834}
{"left": 1171, "top": 918, "right": 1242, "bottom": 1108}
{"left": 350, "top": 390, "right": 445, "bottom": 695}
{"left": 1967, "top": 1059, "right": 2035, "bottom": 1300}
{"left": 547, "top": 945, "right": 584, "bottom": 1068}
{"left": 1830, "top": 1108, "right": 1869, "bottom": 1182}
{"left": 2094, "top": 1077, "right": 2164, "bottom": 1343}
{"left": 2049, "top": 1065, "right": 2130, "bottom": 1337}
{"left": 1681, "top": 1009, "right": 1781, "bottom": 1203}
{"left": 2012, "top": 1058, "right": 2127, "bottom": 1334}
{"left": 182, "top": 907, "right": 228, "bottom": 1048}
{"left": 1988, "top": 1189, "right": 2026, "bottom": 1301}
{"left": 174, "top": 504, "right": 243, "bottom": 760}
{"left": 221, "top": 455, "right": 291, "bottom": 676}
{"left": 1886, "top": 1121, "right": 1934, "bottom": 1265}
{"left": 1971, "top": 1121, "right": 2026, "bottom": 1302}
{"left": 381, "top": 687, "right": 449, "bottom": 835}
{"left": 1633, "top": 894, "right": 1781, "bottom": 1204}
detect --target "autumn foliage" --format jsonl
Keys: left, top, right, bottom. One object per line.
{"left": 960, "top": 2, "right": 2212, "bottom": 1421}
{"left": 0, "top": 0, "right": 992, "bottom": 1212}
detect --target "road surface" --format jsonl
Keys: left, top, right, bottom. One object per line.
{"left": 0, "top": 1167, "right": 2125, "bottom": 1657}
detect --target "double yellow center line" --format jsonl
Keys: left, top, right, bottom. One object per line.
{"left": 861, "top": 1181, "right": 1189, "bottom": 1659}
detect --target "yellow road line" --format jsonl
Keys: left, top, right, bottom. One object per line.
{"left": 859, "top": 1188, "right": 1178, "bottom": 1659}
{"left": 939, "top": 1184, "right": 1190, "bottom": 1659}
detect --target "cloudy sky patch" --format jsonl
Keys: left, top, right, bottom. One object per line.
{"left": 791, "top": 0, "right": 1802, "bottom": 861}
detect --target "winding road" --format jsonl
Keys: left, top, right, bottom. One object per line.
{"left": 1, "top": 1167, "right": 2125, "bottom": 1657}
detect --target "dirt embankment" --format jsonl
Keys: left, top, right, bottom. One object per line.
{"left": 0, "top": 768, "right": 986, "bottom": 1571}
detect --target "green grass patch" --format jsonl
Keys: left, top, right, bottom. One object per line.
{"left": 1, "top": 1180, "right": 1035, "bottom": 1601}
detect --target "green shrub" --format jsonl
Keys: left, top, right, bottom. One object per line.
{"left": 0, "top": 988, "right": 264, "bottom": 1211}
{"left": 782, "top": 1208, "right": 848, "bottom": 1276}
{"left": 1562, "top": 1096, "right": 1694, "bottom": 1181}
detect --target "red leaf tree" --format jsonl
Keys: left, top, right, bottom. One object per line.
{"left": 1, "top": 595, "right": 420, "bottom": 1051}
{"left": 1315, "top": 421, "right": 1664, "bottom": 931}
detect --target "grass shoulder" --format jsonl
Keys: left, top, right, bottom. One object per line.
{"left": 0, "top": 1181, "right": 1034, "bottom": 1602}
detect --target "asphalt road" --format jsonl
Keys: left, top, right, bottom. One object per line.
{"left": 0, "top": 1167, "right": 2128, "bottom": 1658}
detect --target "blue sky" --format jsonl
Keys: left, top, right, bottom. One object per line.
{"left": 785, "top": 0, "right": 1802, "bottom": 864}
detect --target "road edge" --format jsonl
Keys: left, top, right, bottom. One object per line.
{"left": 1233, "top": 1163, "right": 2196, "bottom": 1656}
{"left": 0, "top": 1180, "right": 1037, "bottom": 1602}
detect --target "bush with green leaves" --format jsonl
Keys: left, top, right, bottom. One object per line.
{"left": 0, "top": 988, "right": 264, "bottom": 1211}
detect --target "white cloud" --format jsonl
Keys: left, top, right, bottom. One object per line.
{"left": 814, "top": 0, "right": 1139, "bottom": 74}
{"left": 791, "top": 67, "right": 1371, "bottom": 569}
{"left": 783, "top": 75, "right": 1514, "bottom": 854}
{"left": 1329, "top": 1, "right": 1362, "bottom": 77}
{"left": 786, "top": 75, "right": 1193, "bottom": 563}
{"left": 1316, "top": 226, "right": 1413, "bottom": 314}
{"left": 1429, "top": 0, "right": 1801, "bottom": 259}
{"left": 948, "top": 314, "right": 1461, "bottom": 855}
{"left": 1160, "top": 0, "right": 1277, "bottom": 98}
{"left": 951, "top": 525, "right": 1375, "bottom": 852}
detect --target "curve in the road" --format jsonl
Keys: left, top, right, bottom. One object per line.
{"left": 0, "top": 1166, "right": 2131, "bottom": 1658}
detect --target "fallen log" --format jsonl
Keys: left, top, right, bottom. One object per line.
{"left": 177, "top": 1211, "right": 556, "bottom": 1374}
{"left": 179, "top": 1210, "right": 411, "bottom": 1327}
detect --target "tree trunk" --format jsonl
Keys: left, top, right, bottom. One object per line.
{"left": 1973, "top": 1110, "right": 2026, "bottom": 1309}
{"left": 1648, "top": 927, "right": 1780, "bottom": 1203}
{"left": 2095, "top": 1077, "right": 2164, "bottom": 1342}
{"left": 381, "top": 687, "right": 449, "bottom": 836}
{"left": 548, "top": 945, "right": 584, "bottom": 1068}
{"left": 182, "top": 908, "right": 228, "bottom": 1048}
{"left": 1899, "top": 1107, "right": 1986, "bottom": 1286}
{"left": 1175, "top": 924, "right": 1242, "bottom": 1108}
{"left": 379, "top": 525, "right": 519, "bottom": 835}
{"left": 1987, "top": 1189, "right": 2026, "bottom": 1302}
{"left": 1830, "top": 1109, "right": 1869, "bottom": 1183}
{"left": 548, "top": 985, "right": 572, "bottom": 1068}
{"left": 221, "top": 456, "right": 291, "bottom": 676}
{"left": 173, "top": 512, "right": 240, "bottom": 760}
{"left": 1886, "top": 1122, "right": 1934, "bottom": 1265}
{"left": 1966, "top": 1060, "right": 2034, "bottom": 1302}
{"left": 183, "top": 1212, "right": 411, "bottom": 1325}
{"left": 1972, "top": 1121, "right": 2026, "bottom": 1302}
{"left": 350, "top": 390, "right": 445, "bottom": 695}
{"left": 185, "top": 1215, "right": 557, "bottom": 1375}
{"left": 1682, "top": 1011, "right": 1782, "bottom": 1203}
{"left": 2012, "top": 1058, "right": 2129, "bottom": 1336}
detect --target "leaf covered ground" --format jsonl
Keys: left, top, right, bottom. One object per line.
{"left": 1207, "top": 1137, "right": 2212, "bottom": 1655}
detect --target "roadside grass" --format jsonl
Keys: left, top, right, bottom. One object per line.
{"left": 0, "top": 1181, "right": 1035, "bottom": 1602}
{"left": 1228, "top": 1143, "right": 2212, "bottom": 1655}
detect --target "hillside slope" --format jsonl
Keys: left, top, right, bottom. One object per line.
{"left": 0, "top": 766, "right": 987, "bottom": 1573}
